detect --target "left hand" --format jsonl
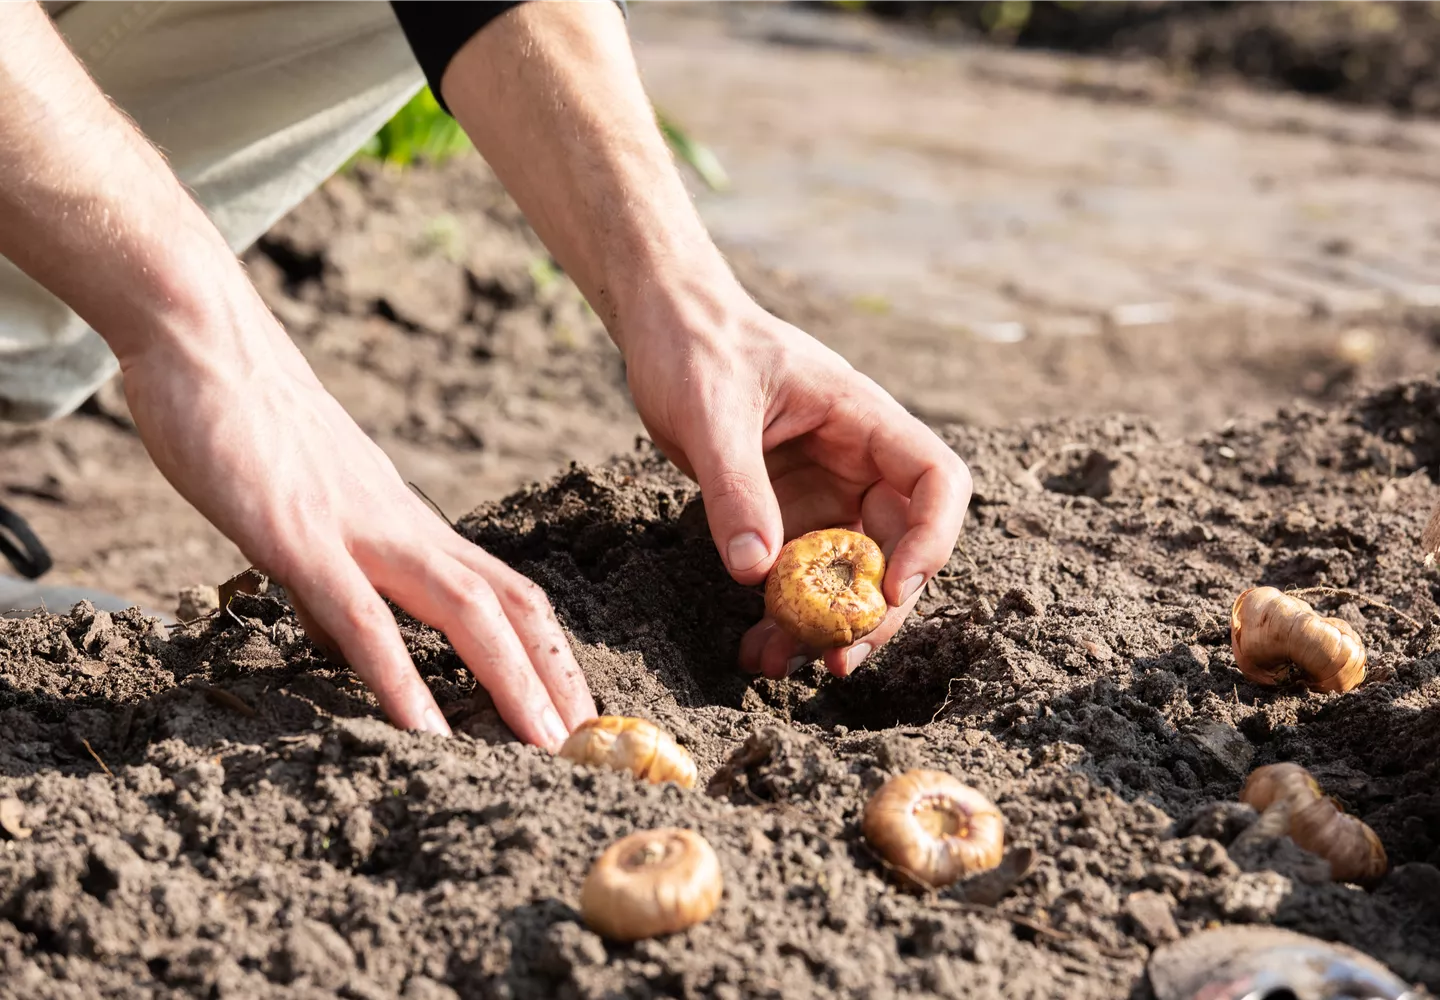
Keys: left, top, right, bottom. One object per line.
{"left": 621, "top": 290, "right": 973, "bottom": 679}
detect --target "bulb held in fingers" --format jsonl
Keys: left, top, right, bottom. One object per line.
{"left": 558, "top": 716, "right": 697, "bottom": 789}
{"left": 1239, "top": 762, "right": 1387, "bottom": 886}
{"left": 1230, "top": 587, "right": 1366, "bottom": 693}
{"left": 580, "top": 828, "right": 723, "bottom": 941}
{"left": 862, "top": 769, "right": 1005, "bottom": 888}
{"left": 765, "top": 529, "right": 887, "bottom": 649}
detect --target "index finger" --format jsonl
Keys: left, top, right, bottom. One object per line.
{"left": 286, "top": 551, "right": 452, "bottom": 736}
{"left": 867, "top": 407, "right": 972, "bottom": 607}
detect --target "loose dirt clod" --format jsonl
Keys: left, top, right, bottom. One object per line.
{"left": 1240, "top": 763, "right": 1388, "bottom": 886}
{"left": 862, "top": 769, "right": 1005, "bottom": 889}
{"left": 579, "top": 828, "right": 723, "bottom": 941}
{"left": 0, "top": 798, "right": 30, "bottom": 840}
{"left": 765, "top": 528, "right": 887, "bottom": 648}
{"left": 558, "top": 716, "right": 698, "bottom": 788}
{"left": 1230, "top": 587, "right": 1367, "bottom": 693}
{"left": 175, "top": 584, "right": 219, "bottom": 623}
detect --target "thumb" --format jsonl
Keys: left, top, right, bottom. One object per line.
{"left": 689, "top": 414, "right": 784, "bottom": 585}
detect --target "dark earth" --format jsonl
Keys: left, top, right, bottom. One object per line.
{"left": 7, "top": 374, "right": 1440, "bottom": 998}
{"left": 6, "top": 3, "right": 1440, "bottom": 998}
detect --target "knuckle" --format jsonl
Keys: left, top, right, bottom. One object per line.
{"left": 503, "top": 577, "right": 551, "bottom": 619}
{"left": 946, "top": 450, "right": 973, "bottom": 492}
{"left": 335, "top": 596, "right": 393, "bottom": 641}
{"left": 331, "top": 594, "right": 376, "bottom": 632}
{"left": 439, "top": 572, "right": 502, "bottom": 619}
{"left": 703, "top": 469, "right": 762, "bottom": 507}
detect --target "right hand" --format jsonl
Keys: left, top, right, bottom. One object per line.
{"left": 118, "top": 308, "right": 596, "bottom": 750}
{"left": 617, "top": 290, "right": 971, "bottom": 679}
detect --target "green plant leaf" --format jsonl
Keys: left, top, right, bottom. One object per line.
{"left": 657, "top": 111, "right": 730, "bottom": 193}
{"left": 348, "top": 86, "right": 472, "bottom": 172}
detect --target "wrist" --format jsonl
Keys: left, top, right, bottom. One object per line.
{"left": 106, "top": 233, "right": 295, "bottom": 379}
{"left": 604, "top": 244, "right": 753, "bottom": 357}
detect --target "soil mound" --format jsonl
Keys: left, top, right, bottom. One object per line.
{"left": 247, "top": 156, "right": 637, "bottom": 463}
{"left": 5, "top": 376, "right": 1440, "bottom": 997}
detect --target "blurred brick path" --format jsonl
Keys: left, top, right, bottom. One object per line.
{"left": 633, "top": 3, "right": 1440, "bottom": 342}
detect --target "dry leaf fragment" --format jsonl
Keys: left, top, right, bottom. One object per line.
{"left": 957, "top": 845, "right": 1036, "bottom": 905}
{"left": 1003, "top": 514, "right": 1050, "bottom": 540}
{"left": 0, "top": 798, "right": 32, "bottom": 840}
{"left": 217, "top": 566, "right": 267, "bottom": 609}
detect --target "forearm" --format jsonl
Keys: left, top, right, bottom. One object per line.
{"left": 440, "top": 2, "right": 742, "bottom": 351}
{"left": 0, "top": 2, "right": 280, "bottom": 374}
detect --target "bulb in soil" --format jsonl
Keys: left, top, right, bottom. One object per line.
{"left": 558, "top": 716, "right": 697, "bottom": 789}
{"left": 1240, "top": 763, "right": 1387, "bottom": 886}
{"left": 862, "top": 769, "right": 1005, "bottom": 889}
{"left": 580, "top": 828, "right": 723, "bottom": 941}
{"left": 1238, "top": 762, "right": 1321, "bottom": 812}
{"left": 765, "top": 528, "right": 887, "bottom": 649}
{"left": 1230, "top": 587, "right": 1366, "bottom": 693}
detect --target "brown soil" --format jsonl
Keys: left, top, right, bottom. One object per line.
{"left": 6, "top": 369, "right": 1440, "bottom": 996}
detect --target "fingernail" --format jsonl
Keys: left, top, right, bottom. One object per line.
{"left": 727, "top": 532, "right": 769, "bottom": 573}
{"left": 422, "top": 707, "right": 452, "bottom": 737}
{"left": 541, "top": 706, "right": 569, "bottom": 751}
{"left": 899, "top": 574, "right": 926, "bottom": 605}
{"left": 843, "top": 643, "right": 872, "bottom": 677}
{"left": 786, "top": 655, "right": 810, "bottom": 675}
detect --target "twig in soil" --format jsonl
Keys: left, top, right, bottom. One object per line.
{"left": 928, "top": 899, "right": 1076, "bottom": 943}
{"left": 956, "top": 545, "right": 981, "bottom": 575}
{"left": 1283, "top": 586, "right": 1424, "bottom": 632}
{"left": 860, "top": 841, "right": 1080, "bottom": 946}
{"left": 81, "top": 739, "right": 113, "bottom": 777}
{"left": 931, "top": 676, "right": 988, "bottom": 725}
{"left": 407, "top": 482, "right": 453, "bottom": 528}
{"left": 931, "top": 677, "right": 964, "bottom": 725}
{"left": 166, "top": 610, "right": 218, "bottom": 630}
{"left": 199, "top": 685, "right": 258, "bottom": 719}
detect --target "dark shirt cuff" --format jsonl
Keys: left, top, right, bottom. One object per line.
{"left": 390, "top": 1, "right": 628, "bottom": 115}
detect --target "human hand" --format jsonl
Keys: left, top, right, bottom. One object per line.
{"left": 620, "top": 290, "right": 972, "bottom": 679}
{"left": 0, "top": 0, "right": 597, "bottom": 749}
{"left": 118, "top": 311, "right": 596, "bottom": 748}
